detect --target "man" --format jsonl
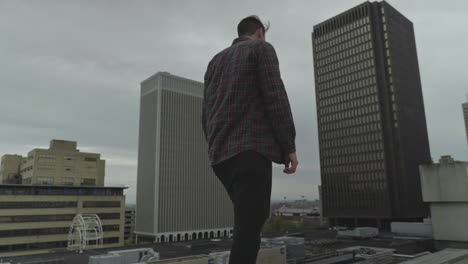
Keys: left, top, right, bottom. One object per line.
{"left": 202, "top": 15, "right": 297, "bottom": 264}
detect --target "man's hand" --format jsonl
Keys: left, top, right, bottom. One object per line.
{"left": 283, "top": 152, "right": 298, "bottom": 174}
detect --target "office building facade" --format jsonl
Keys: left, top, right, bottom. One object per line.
{"left": 312, "top": 1, "right": 431, "bottom": 227}
{"left": 136, "top": 72, "right": 233, "bottom": 243}
{"left": 0, "top": 140, "right": 105, "bottom": 186}
{"left": 0, "top": 184, "right": 126, "bottom": 257}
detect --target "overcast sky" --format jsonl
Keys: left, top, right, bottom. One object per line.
{"left": 1, "top": 0, "right": 467, "bottom": 204}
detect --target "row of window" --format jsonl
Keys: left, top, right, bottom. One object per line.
{"left": 322, "top": 158, "right": 385, "bottom": 170}
{"left": 38, "top": 166, "right": 75, "bottom": 171}
{"left": 37, "top": 176, "right": 54, "bottom": 184}
{"left": 30, "top": 177, "right": 96, "bottom": 186}
{"left": 348, "top": 172, "right": 387, "bottom": 182}
{"left": 317, "top": 51, "right": 374, "bottom": 77}
{"left": 318, "top": 75, "right": 376, "bottom": 99}
{"left": 0, "top": 213, "right": 120, "bottom": 223}
{"left": 317, "top": 56, "right": 374, "bottom": 82}
{"left": 321, "top": 113, "right": 381, "bottom": 132}
{"left": 322, "top": 164, "right": 386, "bottom": 177}
{"left": 322, "top": 138, "right": 384, "bottom": 154}
{"left": 321, "top": 123, "right": 382, "bottom": 141}
{"left": 35, "top": 155, "right": 98, "bottom": 162}
{"left": 316, "top": 29, "right": 372, "bottom": 61}
{"left": 324, "top": 141, "right": 384, "bottom": 158}
{"left": 38, "top": 154, "right": 56, "bottom": 160}
{"left": 349, "top": 181, "right": 387, "bottom": 192}
{"left": 318, "top": 65, "right": 375, "bottom": 87}
{"left": 324, "top": 185, "right": 388, "bottom": 208}
{"left": 0, "top": 201, "right": 77, "bottom": 209}
{"left": 315, "top": 17, "right": 370, "bottom": 47}
{"left": 83, "top": 201, "right": 121, "bottom": 208}
{"left": 321, "top": 132, "right": 383, "bottom": 149}
{"left": 20, "top": 166, "right": 33, "bottom": 173}
{"left": 0, "top": 201, "right": 121, "bottom": 209}
{"left": 22, "top": 178, "right": 32, "bottom": 184}
{"left": 316, "top": 42, "right": 373, "bottom": 69}
{"left": 321, "top": 145, "right": 384, "bottom": 159}
{"left": 319, "top": 88, "right": 378, "bottom": 114}
{"left": 320, "top": 96, "right": 379, "bottom": 119}
{"left": 320, "top": 102, "right": 379, "bottom": 123}
{"left": 0, "top": 186, "right": 123, "bottom": 196}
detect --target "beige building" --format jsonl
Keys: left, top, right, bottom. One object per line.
{"left": 0, "top": 184, "right": 126, "bottom": 257}
{"left": 0, "top": 154, "right": 23, "bottom": 184}
{"left": 1, "top": 139, "right": 105, "bottom": 186}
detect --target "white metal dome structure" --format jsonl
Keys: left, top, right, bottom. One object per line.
{"left": 68, "top": 214, "right": 104, "bottom": 253}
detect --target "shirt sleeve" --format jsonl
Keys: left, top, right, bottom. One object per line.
{"left": 256, "top": 41, "right": 296, "bottom": 158}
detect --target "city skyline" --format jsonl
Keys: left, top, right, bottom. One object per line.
{"left": 1, "top": 0, "right": 467, "bottom": 204}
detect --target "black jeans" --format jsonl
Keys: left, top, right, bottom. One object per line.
{"left": 212, "top": 150, "right": 272, "bottom": 264}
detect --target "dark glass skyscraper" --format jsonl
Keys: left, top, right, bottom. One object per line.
{"left": 312, "top": 1, "right": 431, "bottom": 228}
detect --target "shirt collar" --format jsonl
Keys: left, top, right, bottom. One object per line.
{"left": 232, "top": 36, "right": 251, "bottom": 46}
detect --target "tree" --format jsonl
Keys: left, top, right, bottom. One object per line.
{"left": 262, "top": 216, "right": 298, "bottom": 233}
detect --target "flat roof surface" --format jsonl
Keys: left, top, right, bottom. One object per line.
{"left": 3, "top": 228, "right": 437, "bottom": 264}
{"left": 5, "top": 239, "right": 233, "bottom": 264}
{"left": 400, "top": 248, "right": 468, "bottom": 264}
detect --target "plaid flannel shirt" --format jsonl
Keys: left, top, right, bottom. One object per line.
{"left": 202, "top": 37, "right": 296, "bottom": 165}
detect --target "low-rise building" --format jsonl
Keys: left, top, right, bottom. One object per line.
{"left": 1, "top": 139, "right": 105, "bottom": 186}
{"left": 0, "top": 184, "right": 126, "bottom": 257}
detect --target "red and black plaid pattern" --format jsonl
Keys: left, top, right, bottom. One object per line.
{"left": 202, "top": 37, "right": 296, "bottom": 165}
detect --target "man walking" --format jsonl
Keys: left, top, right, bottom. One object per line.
{"left": 202, "top": 15, "right": 297, "bottom": 264}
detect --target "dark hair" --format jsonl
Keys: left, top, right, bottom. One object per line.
{"left": 237, "top": 15, "right": 270, "bottom": 37}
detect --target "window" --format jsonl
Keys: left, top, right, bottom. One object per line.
{"left": 38, "top": 155, "right": 55, "bottom": 160}
{"left": 81, "top": 178, "right": 96, "bottom": 186}
{"left": 84, "top": 157, "right": 97, "bottom": 162}
{"left": 64, "top": 157, "right": 74, "bottom": 161}
{"left": 37, "top": 177, "right": 54, "bottom": 185}
{"left": 0, "top": 201, "right": 77, "bottom": 209}
{"left": 83, "top": 201, "right": 121, "bottom": 208}
{"left": 62, "top": 177, "right": 74, "bottom": 185}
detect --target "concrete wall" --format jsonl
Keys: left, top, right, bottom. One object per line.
{"left": 420, "top": 162, "right": 468, "bottom": 202}
{"left": 420, "top": 160, "right": 468, "bottom": 242}
{"left": 430, "top": 203, "right": 468, "bottom": 242}
{"left": 391, "top": 219, "right": 432, "bottom": 238}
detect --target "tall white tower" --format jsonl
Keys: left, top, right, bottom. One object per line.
{"left": 135, "top": 72, "right": 233, "bottom": 243}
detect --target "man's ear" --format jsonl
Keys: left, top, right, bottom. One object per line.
{"left": 255, "top": 28, "right": 263, "bottom": 40}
